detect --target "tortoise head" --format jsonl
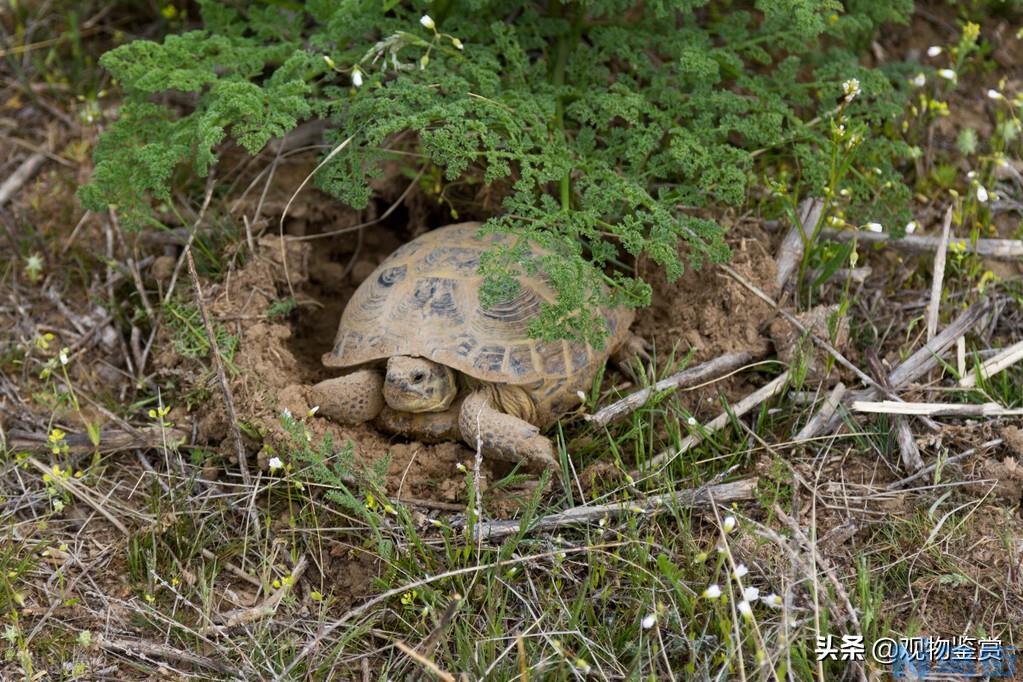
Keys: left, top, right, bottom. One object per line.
{"left": 383, "top": 356, "right": 457, "bottom": 413}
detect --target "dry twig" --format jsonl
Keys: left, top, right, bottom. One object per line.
{"left": 819, "top": 227, "right": 1023, "bottom": 260}
{"left": 465, "top": 478, "right": 758, "bottom": 540}
{"left": 925, "top": 206, "right": 953, "bottom": 342}
{"left": 0, "top": 152, "right": 46, "bottom": 206}
{"left": 585, "top": 351, "right": 760, "bottom": 427}
{"left": 852, "top": 400, "right": 1023, "bottom": 418}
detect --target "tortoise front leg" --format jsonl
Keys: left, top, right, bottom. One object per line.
{"left": 375, "top": 401, "right": 462, "bottom": 443}
{"left": 458, "top": 390, "right": 558, "bottom": 473}
{"left": 311, "top": 369, "right": 384, "bottom": 424}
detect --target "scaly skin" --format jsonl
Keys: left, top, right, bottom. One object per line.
{"left": 311, "top": 369, "right": 384, "bottom": 423}
{"left": 458, "top": 389, "right": 558, "bottom": 473}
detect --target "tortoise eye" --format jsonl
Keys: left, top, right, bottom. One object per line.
{"left": 410, "top": 370, "right": 426, "bottom": 384}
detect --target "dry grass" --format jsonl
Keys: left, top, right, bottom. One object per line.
{"left": 2, "top": 2, "right": 1023, "bottom": 680}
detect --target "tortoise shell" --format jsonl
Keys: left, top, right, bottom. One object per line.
{"left": 323, "top": 222, "right": 634, "bottom": 389}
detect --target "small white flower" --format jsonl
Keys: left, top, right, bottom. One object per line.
{"left": 865, "top": 222, "right": 883, "bottom": 233}
{"left": 911, "top": 73, "right": 927, "bottom": 87}
{"left": 722, "top": 516, "right": 737, "bottom": 533}
{"left": 976, "top": 184, "right": 989, "bottom": 203}
{"left": 307, "top": 405, "right": 320, "bottom": 417}
{"left": 762, "top": 593, "right": 783, "bottom": 608}
{"left": 268, "top": 456, "right": 284, "bottom": 471}
{"left": 59, "top": 348, "right": 70, "bottom": 366}
{"left": 841, "top": 78, "right": 860, "bottom": 102}
{"left": 988, "top": 89, "right": 1004, "bottom": 100}
{"left": 281, "top": 407, "right": 292, "bottom": 419}
{"left": 967, "top": 170, "right": 977, "bottom": 179}
{"left": 905, "top": 220, "right": 918, "bottom": 235}
{"left": 576, "top": 390, "right": 587, "bottom": 402}
{"left": 687, "top": 416, "right": 697, "bottom": 426}
{"left": 732, "top": 564, "right": 749, "bottom": 579}
{"left": 641, "top": 613, "right": 657, "bottom": 629}
{"left": 737, "top": 600, "right": 753, "bottom": 618}
{"left": 703, "top": 584, "right": 722, "bottom": 599}
{"left": 743, "top": 586, "right": 760, "bottom": 602}
{"left": 352, "top": 67, "right": 363, "bottom": 88}
{"left": 937, "top": 69, "right": 957, "bottom": 81}
{"left": 451, "top": 37, "right": 464, "bottom": 50}
{"left": 927, "top": 45, "right": 943, "bottom": 57}
{"left": 456, "top": 462, "right": 467, "bottom": 473}
{"left": 420, "top": 14, "right": 435, "bottom": 30}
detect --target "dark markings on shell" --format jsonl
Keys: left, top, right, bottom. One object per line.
{"left": 450, "top": 334, "right": 478, "bottom": 357}
{"left": 474, "top": 344, "right": 507, "bottom": 374}
{"left": 377, "top": 265, "right": 407, "bottom": 288}
{"left": 398, "top": 277, "right": 463, "bottom": 323}
{"left": 419, "top": 246, "right": 480, "bottom": 275}
{"left": 323, "top": 222, "right": 635, "bottom": 389}
{"left": 508, "top": 345, "right": 534, "bottom": 377}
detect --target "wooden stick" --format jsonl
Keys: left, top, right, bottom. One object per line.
{"left": 99, "top": 635, "right": 232, "bottom": 675}
{"left": 822, "top": 301, "right": 991, "bottom": 435}
{"left": 867, "top": 353, "right": 923, "bottom": 472}
{"left": 852, "top": 400, "right": 1023, "bottom": 417}
{"left": 466, "top": 478, "right": 757, "bottom": 540}
{"left": 585, "top": 351, "right": 758, "bottom": 427}
{"left": 185, "top": 247, "right": 253, "bottom": 493}
{"left": 925, "top": 207, "right": 953, "bottom": 342}
{"left": 6, "top": 425, "right": 188, "bottom": 454}
{"left": 819, "top": 227, "right": 1023, "bottom": 261}
{"left": 888, "top": 299, "right": 991, "bottom": 388}
{"left": 958, "top": 339, "right": 1023, "bottom": 388}
{"left": 0, "top": 152, "right": 46, "bottom": 206}
{"left": 884, "top": 438, "right": 1003, "bottom": 491}
{"left": 793, "top": 382, "right": 846, "bottom": 442}
{"left": 775, "top": 197, "right": 824, "bottom": 290}
{"left": 643, "top": 370, "right": 790, "bottom": 470}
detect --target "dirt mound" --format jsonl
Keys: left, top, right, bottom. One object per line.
{"left": 164, "top": 215, "right": 783, "bottom": 509}
{"left": 634, "top": 221, "right": 777, "bottom": 363}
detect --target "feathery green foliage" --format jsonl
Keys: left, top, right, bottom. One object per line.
{"left": 81, "top": 0, "right": 914, "bottom": 342}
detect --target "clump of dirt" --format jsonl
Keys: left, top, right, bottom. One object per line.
{"left": 163, "top": 209, "right": 788, "bottom": 510}
{"left": 634, "top": 221, "right": 777, "bottom": 364}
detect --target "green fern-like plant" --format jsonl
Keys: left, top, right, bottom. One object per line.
{"left": 81, "top": 0, "right": 914, "bottom": 343}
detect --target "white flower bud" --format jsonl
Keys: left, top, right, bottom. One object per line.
{"left": 865, "top": 222, "right": 883, "bottom": 233}
{"left": 927, "top": 46, "right": 943, "bottom": 57}
{"left": 352, "top": 67, "right": 363, "bottom": 87}
{"left": 976, "top": 185, "right": 989, "bottom": 203}
{"left": 722, "top": 516, "right": 737, "bottom": 533}
{"left": 641, "top": 613, "right": 656, "bottom": 629}
{"left": 905, "top": 221, "right": 918, "bottom": 234}
{"left": 737, "top": 600, "right": 753, "bottom": 617}
{"left": 937, "top": 69, "right": 956, "bottom": 81}
{"left": 420, "top": 14, "right": 435, "bottom": 30}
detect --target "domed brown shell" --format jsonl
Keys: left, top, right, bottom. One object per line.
{"left": 323, "top": 222, "right": 634, "bottom": 387}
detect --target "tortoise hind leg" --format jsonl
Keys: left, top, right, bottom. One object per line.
{"left": 311, "top": 369, "right": 385, "bottom": 424}
{"left": 458, "top": 390, "right": 558, "bottom": 473}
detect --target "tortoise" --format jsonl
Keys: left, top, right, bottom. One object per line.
{"left": 310, "top": 222, "right": 642, "bottom": 472}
